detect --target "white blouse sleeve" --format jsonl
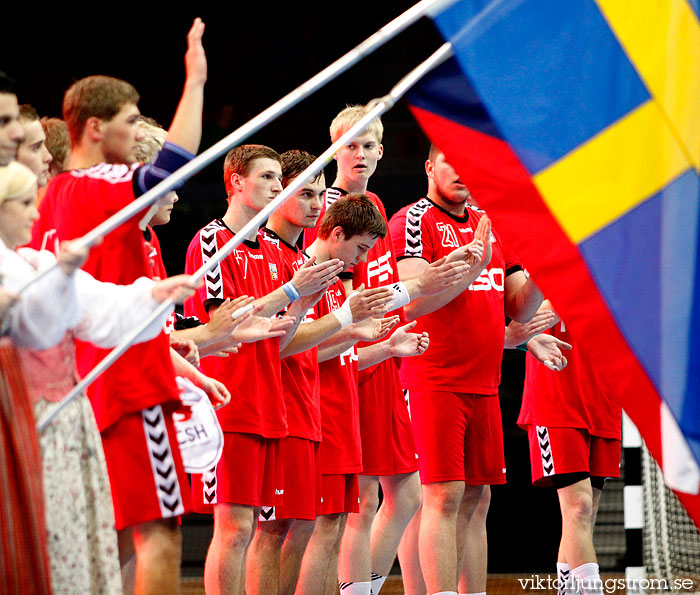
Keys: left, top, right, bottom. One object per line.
{"left": 3, "top": 248, "right": 84, "bottom": 349}
{"left": 71, "top": 272, "right": 174, "bottom": 347}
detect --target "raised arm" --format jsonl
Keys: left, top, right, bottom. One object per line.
{"left": 164, "top": 18, "right": 207, "bottom": 154}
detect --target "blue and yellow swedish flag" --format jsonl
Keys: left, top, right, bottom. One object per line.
{"left": 409, "top": 0, "right": 700, "bottom": 523}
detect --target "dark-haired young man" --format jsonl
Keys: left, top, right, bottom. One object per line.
{"left": 298, "top": 194, "right": 432, "bottom": 595}
{"left": 185, "top": 144, "right": 344, "bottom": 595}
{"left": 17, "top": 105, "right": 52, "bottom": 188}
{"left": 0, "top": 72, "right": 24, "bottom": 166}
{"left": 246, "top": 150, "right": 396, "bottom": 595}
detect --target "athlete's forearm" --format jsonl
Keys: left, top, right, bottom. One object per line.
{"left": 505, "top": 276, "right": 544, "bottom": 322}
{"left": 357, "top": 341, "right": 392, "bottom": 370}
{"left": 317, "top": 331, "right": 359, "bottom": 362}
{"left": 251, "top": 287, "right": 291, "bottom": 318}
{"left": 171, "top": 324, "right": 217, "bottom": 349}
{"left": 403, "top": 267, "right": 481, "bottom": 321}
{"left": 280, "top": 312, "right": 342, "bottom": 358}
{"left": 165, "top": 81, "right": 204, "bottom": 155}
{"left": 170, "top": 347, "right": 204, "bottom": 381}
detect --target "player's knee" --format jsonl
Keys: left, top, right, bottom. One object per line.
{"left": 315, "top": 513, "right": 345, "bottom": 548}
{"left": 471, "top": 486, "right": 491, "bottom": 522}
{"left": 562, "top": 491, "right": 594, "bottom": 525}
{"left": 403, "top": 485, "right": 423, "bottom": 519}
{"left": 213, "top": 510, "right": 257, "bottom": 551}
{"left": 391, "top": 481, "right": 422, "bottom": 522}
{"left": 424, "top": 483, "right": 464, "bottom": 515}
{"left": 133, "top": 520, "right": 182, "bottom": 564}
{"left": 258, "top": 519, "right": 293, "bottom": 543}
{"left": 359, "top": 487, "right": 380, "bottom": 517}
{"left": 291, "top": 519, "right": 316, "bottom": 542}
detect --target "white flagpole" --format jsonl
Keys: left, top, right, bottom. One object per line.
{"left": 20, "top": 0, "right": 455, "bottom": 296}
{"left": 36, "top": 41, "right": 454, "bottom": 433}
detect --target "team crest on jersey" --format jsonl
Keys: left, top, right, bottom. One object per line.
{"left": 436, "top": 222, "right": 460, "bottom": 248}
{"left": 269, "top": 263, "right": 279, "bottom": 280}
{"left": 326, "top": 287, "right": 343, "bottom": 312}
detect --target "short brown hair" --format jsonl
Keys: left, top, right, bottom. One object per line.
{"left": 223, "top": 144, "right": 281, "bottom": 196}
{"left": 18, "top": 104, "right": 39, "bottom": 123}
{"left": 280, "top": 149, "right": 323, "bottom": 187}
{"left": 40, "top": 117, "right": 71, "bottom": 175}
{"left": 63, "top": 75, "right": 139, "bottom": 146}
{"left": 317, "top": 194, "right": 387, "bottom": 241}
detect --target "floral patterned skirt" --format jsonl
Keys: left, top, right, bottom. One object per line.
{"left": 35, "top": 395, "right": 122, "bottom": 595}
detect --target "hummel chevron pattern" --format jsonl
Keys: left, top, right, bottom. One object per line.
{"left": 142, "top": 405, "right": 184, "bottom": 517}
{"left": 325, "top": 187, "right": 345, "bottom": 208}
{"left": 202, "top": 466, "right": 217, "bottom": 504}
{"left": 259, "top": 506, "right": 275, "bottom": 521}
{"left": 201, "top": 221, "right": 224, "bottom": 300}
{"left": 404, "top": 199, "right": 431, "bottom": 258}
{"left": 558, "top": 567, "right": 571, "bottom": 595}
{"left": 537, "top": 426, "right": 554, "bottom": 476}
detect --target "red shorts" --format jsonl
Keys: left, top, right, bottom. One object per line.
{"left": 101, "top": 403, "right": 191, "bottom": 531}
{"left": 191, "top": 432, "right": 281, "bottom": 512}
{"left": 527, "top": 426, "right": 621, "bottom": 487}
{"left": 259, "top": 437, "right": 321, "bottom": 521}
{"left": 320, "top": 474, "right": 359, "bottom": 515}
{"left": 407, "top": 390, "right": 506, "bottom": 485}
{"left": 359, "top": 362, "right": 419, "bottom": 476}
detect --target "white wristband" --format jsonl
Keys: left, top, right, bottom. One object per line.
{"left": 332, "top": 291, "right": 356, "bottom": 328}
{"left": 232, "top": 303, "right": 254, "bottom": 320}
{"left": 387, "top": 282, "right": 411, "bottom": 311}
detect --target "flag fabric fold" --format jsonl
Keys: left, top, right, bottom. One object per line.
{"left": 409, "top": 0, "right": 700, "bottom": 526}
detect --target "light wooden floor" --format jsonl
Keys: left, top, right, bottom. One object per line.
{"left": 180, "top": 573, "right": 565, "bottom": 594}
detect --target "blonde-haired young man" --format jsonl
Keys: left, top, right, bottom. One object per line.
{"left": 305, "top": 106, "right": 475, "bottom": 595}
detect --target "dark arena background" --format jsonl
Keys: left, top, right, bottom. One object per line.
{"left": 2, "top": 3, "right": 629, "bottom": 591}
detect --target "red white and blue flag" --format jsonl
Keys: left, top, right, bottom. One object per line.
{"left": 409, "top": 0, "right": 700, "bottom": 524}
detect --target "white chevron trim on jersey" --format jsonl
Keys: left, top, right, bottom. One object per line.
{"left": 324, "top": 187, "right": 345, "bottom": 208}
{"left": 404, "top": 199, "right": 431, "bottom": 258}
{"left": 200, "top": 220, "right": 225, "bottom": 300}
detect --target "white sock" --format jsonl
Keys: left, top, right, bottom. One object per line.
{"left": 557, "top": 562, "right": 572, "bottom": 595}
{"left": 461, "top": 591, "right": 487, "bottom": 595}
{"left": 431, "top": 592, "right": 458, "bottom": 595}
{"left": 339, "top": 581, "right": 371, "bottom": 595}
{"left": 571, "top": 562, "right": 603, "bottom": 595}
{"left": 371, "top": 573, "right": 387, "bottom": 594}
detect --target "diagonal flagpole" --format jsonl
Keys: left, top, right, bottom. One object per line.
{"left": 20, "top": 0, "right": 458, "bottom": 296}
{"left": 36, "top": 41, "right": 454, "bottom": 432}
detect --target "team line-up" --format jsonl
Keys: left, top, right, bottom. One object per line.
{"left": 0, "top": 18, "right": 621, "bottom": 595}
